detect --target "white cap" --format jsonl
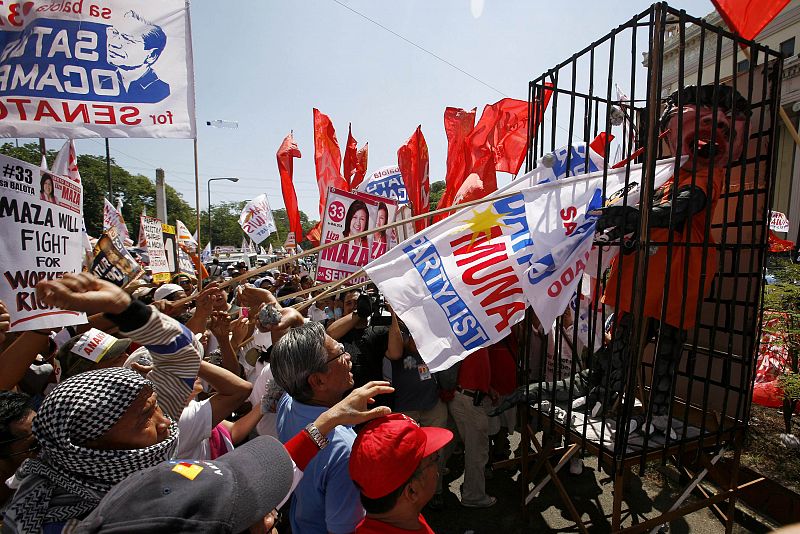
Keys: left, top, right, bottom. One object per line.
{"left": 154, "top": 283, "right": 183, "bottom": 301}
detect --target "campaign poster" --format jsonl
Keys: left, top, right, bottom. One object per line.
{"left": 139, "top": 215, "right": 169, "bottom": 282}
{"left": 357, "top": 165, "right": 408, "bottom": 205}
{"left": 0, "top": 1, "right": 195, "bottom": 138}
{"left": 90, "top": 226, "right": 141, "bottom": 286}
{"left": 0, "top": 153, "right": 86, "bottom": 331}
{"left": 161, "top": 222, "right": 178, "bottom": 274}
{"left": 317, "top": 187, "right": 399, "bottom": 284}
{"left": 239, "top": 194, "right": 276, "bottom": 245}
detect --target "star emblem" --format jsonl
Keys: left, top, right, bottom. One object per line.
{"left": 453, "top": 204, "right": 510, "bottom": 248}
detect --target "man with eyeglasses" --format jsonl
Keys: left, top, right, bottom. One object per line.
{"left": 0, "top": 392, "right": 37, "bottom": 507}
{"left": 272, "top": 322, "right": 393, "bottom": 534}
{"left": 349, "top": 414, "right": 452, "bottom": 533}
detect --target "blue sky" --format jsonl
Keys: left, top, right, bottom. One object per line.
{"left": 61, "top": 0, "right": 714, "bottom": 222}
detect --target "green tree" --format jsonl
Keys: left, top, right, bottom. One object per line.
{"left": 203, "top": 203, "right": 317, "bottom": 250}
{"left": 429, "top": 180, "right": 446, "bottom": 211}
{"left": 0, "top": 142, "right": 197, "bottom": 239}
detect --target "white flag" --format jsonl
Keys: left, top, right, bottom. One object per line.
{"left": 200, "top": 242, "right": 212, "bottom": 263}
{"left": 260, "top": 246, "right": 268, "bottom": 255}
{"left": 103, "top": 199, "right": 130, "bottom": 244}
{"left": 521, "top": 158, "right": 680, "bottom": 331}
{"left": 51, "top": 140, "right": 81, "bottom": 184}
{"left": 241, "top": 236, "right": 248, "bottom": 253}
{"left": 268, "top": 243, "right": 274, "bottom": 255}
{"left": 176, "top": 220, "right": 197, "bottom": 250}
{"left": 239, "top": 194, "right": 277, "bottom": 245}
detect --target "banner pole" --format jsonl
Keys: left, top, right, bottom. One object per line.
{"left": 105, "top": 138, "right": 112, "bottom": 198}
{"left": 194, "top": 138, "right": 202, "bottom": 290}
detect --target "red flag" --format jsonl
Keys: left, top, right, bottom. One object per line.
{"left": 397, "top": 126, "right": 430, "bottom": 232}
{"left": 352, "top": 143, "right": 369, "bottom": 190}
{"left": 434, "top": 107, "right": 477, "bottom": 223}
{"left": 712, "top": 0, "right": 789, "bottom": 41}
{"left": 343, "top": 124, "right": 358, "bottom": 188}
{"left": 306, "top": 222, "right": 322, "bottom": 247}
{"left": 277, "top": 132, "right": 304, "bottom": 241}
{"left": 313, "top": 109, "right": 348, "bottom": 217}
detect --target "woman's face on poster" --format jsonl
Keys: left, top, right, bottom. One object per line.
{"left": 43, "top": 178, "right": 53, "bottom": 195}
{"left": 350, "top": 208, "right": 368, "bottom": 234}
{"left": 376, "top": 208, "right": 388, "bottom": 227}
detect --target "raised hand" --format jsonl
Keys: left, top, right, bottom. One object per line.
{"left": 36, "top": 273, "right": 131, "bottom": 315}
{"left": 209, "top": 311, "right": 232, "bottom": 340}
{"left": 314, "top": 381, "right": 394, "bottom": 435}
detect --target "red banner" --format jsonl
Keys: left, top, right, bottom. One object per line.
{"left": 277, "top": 132, "right": 304, "bottom": 241}
{"left": 397, "top": 126, "right": 430, "bottom": 232}
{"left": 353, "top": 143, "right": 369, "bottom": 190}
{"left": 435, "top": 107, "right": 477, "bottom": 223}
{"left": 712, "top": 0, "right": 790, "bottom": 41}
{"left": 313, "top": 109, "right": 348, "bottom": 217}
{"left": 343, "top": 124, "right": 359, "bottom": 189}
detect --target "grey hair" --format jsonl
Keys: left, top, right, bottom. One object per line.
{"left": 271, "top": 322, "right": 328, "bottom": 403}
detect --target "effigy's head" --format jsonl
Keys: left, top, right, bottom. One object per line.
{"left": 661, "top": 85, "right": 750, "bottom": 165}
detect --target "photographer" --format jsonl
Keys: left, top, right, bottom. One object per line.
{"left": 326, "top": 289, "right": 389, "bottom": 390}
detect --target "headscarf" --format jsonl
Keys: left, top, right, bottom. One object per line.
{"left": 4, "top": 368, "right": 179, "bottom": 533}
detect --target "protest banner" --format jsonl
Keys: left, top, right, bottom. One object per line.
{"left": 139, "top": 215, "right": 169, "bottom": 282}
{"left": 0, "top": 1, "right": 195, "bottom": 138}
{"left": 770, "top": 210, "right": 790, "bottom": 233}
{"left": 161, "top": 223, "right": 178, "bottom": 274}
{"left": 365, "top": 158, "right": 677, "bottom": 372}
{"left": 239, "top": 194, "right": 277, "bottom": 245}
{"left": 177, "top": 247, "right": 195, "bottom": 275}
{"left": 0, "top": 153, "right": 86, "bottom": 331}
{"left": 103, "top": 198, "right": 129, "bottom": 242}
{"left": 318, "top": 187, "right": 398, "bottom": 284}
{"left": 357, "top": 165, "right": 408, "bottom": 205}
{"left": 90, "top": 226, "right": 141, "bottom": 286}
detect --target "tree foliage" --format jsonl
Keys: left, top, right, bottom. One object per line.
{"left": 429, "top": 180, "right": 446, "bottom": 211}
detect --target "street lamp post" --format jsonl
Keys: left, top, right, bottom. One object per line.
{"left": 207, "top": 177, "right": 239, "bottom": 248}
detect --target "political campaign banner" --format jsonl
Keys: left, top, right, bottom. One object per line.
{"left": 770, "top": 210, "right": 790, "bottom": 233}
{"left": 161, "top": 222, "right": 178, "bottom": 274}
{"left": 357, "top": 165, "right": 408, "bottom": 205}
{"left": 522, "top": 159, "right": 678, "bottom": 332}
{"left": 283, "top": 231, "right": 296, "bottom": 249}
{"left": 239, "top": 194, "right": 277, "bottom": 245}
{"left": 365, "top": 157, "right": 679, "bottom": 372}
{"left": 90, "top": 226, "right": 141, "bottom": 286}
{"left": 177, "top": 247, "right": 195, "bottom": 275}
{"left": 175, "top": 219, "right": 196, "bottom": 251}
{"left": 318, "top": 187, "right": 399, "bottom": 284}
{"left": 0, "top": 1, "right": 195, "bottom": 138}
{"left": 139, "top": 215, "right": 169, "bottom": 282}
{"left": 103, "top": 198, "right": 129, "bottom": 242}
{"left": 0, "top": 153, "right": 86, "bottom": 331}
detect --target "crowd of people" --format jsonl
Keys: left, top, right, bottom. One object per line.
{"left": 0, "top": 259, "right": 524, "bottom": 533}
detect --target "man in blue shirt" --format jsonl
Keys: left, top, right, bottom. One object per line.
{"left": 272, "top": 321, "right": 365, "bottom": 534}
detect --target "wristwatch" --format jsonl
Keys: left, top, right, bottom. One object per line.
{"left": 305, "top": 423, "right": 330, "bottom": 450}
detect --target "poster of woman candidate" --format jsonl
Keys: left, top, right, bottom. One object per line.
{"left": 316, "top": 187, "right": 398, "bottom": 284}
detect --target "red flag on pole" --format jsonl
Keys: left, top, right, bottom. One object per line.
{"left": 343, "top": 124, "right": 358, "bottom": 188}
{"left": 712, "top": 0, "right": 790, "bottom": 41}
{"left": 434, "top": 107, "right": 477, "bottom": 222}
{"left": 397, "top": 126, "right": 430, "bottom": 232}
{"left": 313, "top": 108, "right": 348, "bottom": 217}
{"left": 277, "top": 132, "right": 304, "bottom": 242}
{"left": 352, "top": 143, "right": 369, "bottom": 190}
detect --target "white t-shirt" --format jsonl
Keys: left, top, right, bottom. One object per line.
{"left": 308, "top": 306, "right": 328, "bottom": 322}
{"left": 249, "top": 363, "right": 279, "bottom": 438}
{"left": 177, "top": 399, "right": 213, "bottom": 460}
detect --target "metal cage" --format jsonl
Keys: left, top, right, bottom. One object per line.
{"left": 517, "top": 1, "right": 783, "bottom": 511}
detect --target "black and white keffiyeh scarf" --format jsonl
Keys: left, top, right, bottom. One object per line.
{"left": 4, "top": 368, "right": 179, "bottom": 533}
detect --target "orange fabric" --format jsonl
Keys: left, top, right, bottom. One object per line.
{"left": 352, "top": 143, "right": 369, "bottom": 190}
{"left": 603, "top": 166, "right": 724, "bottom": 329}
{"left": 277, "top": 132, "right": 304, "bottom": 241}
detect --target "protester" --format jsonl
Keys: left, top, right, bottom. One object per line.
{"left": 385, "top": 313, "right": 448, "bottom": 509}
{"left": 448, "top": 348, "right": 497, "bottom": 508}
{"left": 271, "top": 321, "right": 394, "bottom": 533}
{"left": 76, "top": 382, "right": 396, "bottom": 533}
{"left": 349, "top": 414, "right": 452, "bottom": 533}
{"left": 206, "top": 258, "right": 223, "bottom": 278}
{"left": 327, "top": 290, "right": 390, "bottom": 389}
{"left": 2, "top": 272, "right": 202, "bottom": 532}
{"left": 0, "top": 392, "right": 37, "bottom": 507}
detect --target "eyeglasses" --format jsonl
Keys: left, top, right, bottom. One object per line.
{"left": 325, "top": 344, "right": 349, "bottom": 365}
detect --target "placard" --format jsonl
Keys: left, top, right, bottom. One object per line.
{"left": 0, "top": 153, "right": 86, "bottom": 331}
{"left": 139, "top": 215, "right": 168, "bottom": 281}
{"left": 91, "top": 226, "right": 141, "bottom": 286}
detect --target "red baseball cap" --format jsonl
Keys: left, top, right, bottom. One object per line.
{"left": 349, "top": 413, "right": 453, "bottom": 499}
